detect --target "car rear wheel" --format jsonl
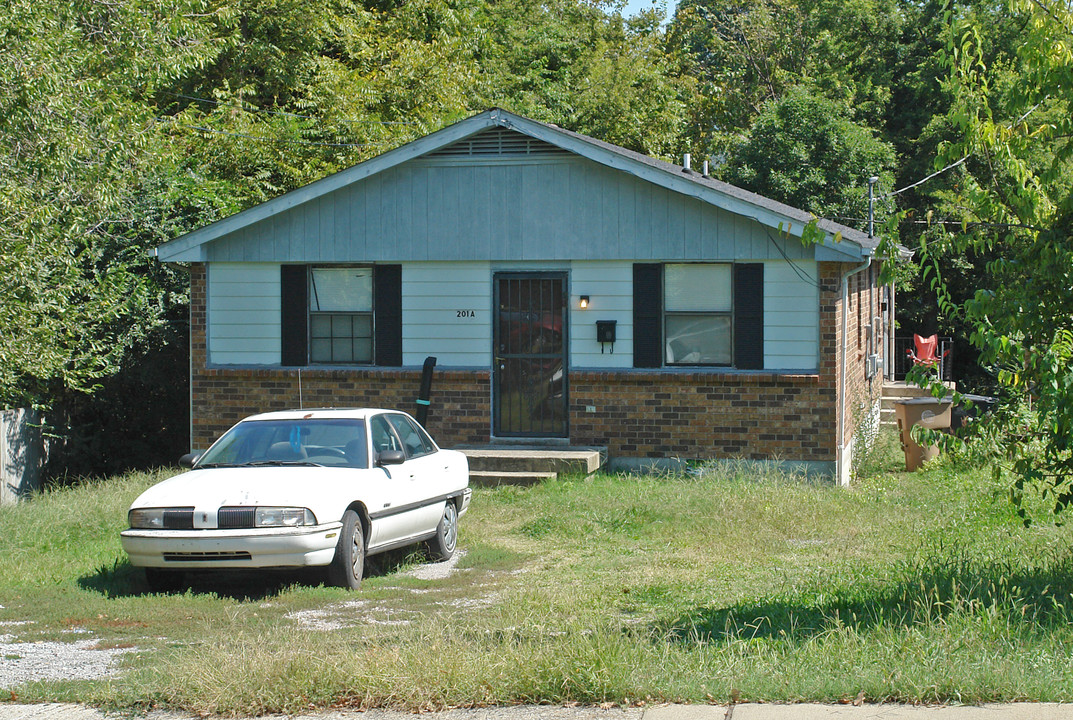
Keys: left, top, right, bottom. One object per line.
{"left": 427, "top": 501, "right": 458, "bottom": 561}
{"left": 328, "top": 509, "right": 364, "bottom": 589}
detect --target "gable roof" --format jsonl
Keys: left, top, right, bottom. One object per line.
{"left": 153, "top": 108, "right": 884, "bottom": 263}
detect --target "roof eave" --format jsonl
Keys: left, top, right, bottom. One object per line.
{"left": 152, "top": 110, "right": 506, "bottom": 262}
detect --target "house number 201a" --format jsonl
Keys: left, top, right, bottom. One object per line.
{"left": 456, "top": 310, "right": 476, "bottom": 318}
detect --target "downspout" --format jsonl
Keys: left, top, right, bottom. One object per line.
{"left": 837, "top": 253, "right": 872, "bottom": 487}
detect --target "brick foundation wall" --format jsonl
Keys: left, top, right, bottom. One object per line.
{"left": 191, "top": 365, "right": 491, "bottom": 451}
{"left": 191, "top": 365, "right": 836, "bottom": 463}
{"left": 569, "top": 370, "right": 835, "bottom": 461}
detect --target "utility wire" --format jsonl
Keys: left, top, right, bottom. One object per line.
{"left": 876, "top": 100, "right": 1048, "bottom": 200}
{"left": 829, "top": 214, "right": 1043, "bottom": 233}
{"left": 162, "top": 118, "right": 383, "bottom": 148}
{"left": 878, "top": 156, "right": 968, "bottom": 199}
{"left": 762, "top": 226, "right": 821, "bottom": 289}
{"left": 161, "top": 91, "right": 417, "bottom": 125}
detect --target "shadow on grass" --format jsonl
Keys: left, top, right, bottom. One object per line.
{"left": 658, "top": 552, "right": 1073, "bottom": 643}
{"left": 79, "top": 547, "right": 431, "bottom": 600}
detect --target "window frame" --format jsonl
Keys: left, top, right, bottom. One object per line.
{"left": 386, "top": 414, "right": 437, "bottom": 460}
{"left": 307, "top": 265, "right": 375, "bottom": 366}
{"left": 663, "top": 263, "right": 735, "bottom": 368}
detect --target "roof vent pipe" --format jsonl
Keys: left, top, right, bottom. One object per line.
{"left": 703, "top": 159, "right": 709, "bottom": 176}
{"left": 683, "top": 153, "right": 691, "bottom": 171}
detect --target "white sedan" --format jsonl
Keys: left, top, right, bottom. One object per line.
{"left": 121, "top": 408, "right": 470, "bottom": 591}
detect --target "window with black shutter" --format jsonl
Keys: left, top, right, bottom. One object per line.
{"left": 664, "top": 263, "right": 733, "bottom": 365}
{"left": 279, "top": 264, "right": 403, "bottom": 367}
{"left": 633, "top": 262, "right": 764, "bottom": 370}
{"left": 309, "top": 267, "right": 374, "bottom": 364}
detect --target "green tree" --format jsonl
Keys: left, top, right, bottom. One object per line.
{"left": 913, "top": 0, "right": 1073, "bottom": 519}
{"left": 721, "top": 88, "right": 897, "bottom": 229}
{"left": 473, "top": 0, "right": 693, "bottom": 156}
{"left": 667, "top": 0, "right": 903, "bottom": 155}
{"left": 0, "top": 0, "right": 206, "bottom": 409}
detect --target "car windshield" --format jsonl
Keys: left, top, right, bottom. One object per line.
{"left": 196, "top": 418, "right": 368, "bottom": 469}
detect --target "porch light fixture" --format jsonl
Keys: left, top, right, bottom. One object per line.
{"left": 579, "top": 295, "right": 590, "bottom": 309}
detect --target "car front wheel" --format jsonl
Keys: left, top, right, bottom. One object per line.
{"left": 427, "top": 501, "right": 458, "bottom": 561}
{"left": 328, "top": 509, "right": 365, "bottom": 589}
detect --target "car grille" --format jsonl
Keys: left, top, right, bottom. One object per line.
{"left": 162, "top": 508, "right": 194, "bottom": 529}
{"left": 218, "top": 507, "right": 256, "bottom": 529}
{"left": 163, "top": 551, "right": 252, "bottom": 562}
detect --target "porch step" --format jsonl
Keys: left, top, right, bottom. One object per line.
{"left": 468, "top": 470, "right": 558, "bottom": 487}
{"left": 881, "top": 380, "right": 957, "bottom": 425}
{"left": 454, "top": 446, "right": 606, "bottom": 486}
{"left": 882, "top": 380, "right": 956, "bottom": 400}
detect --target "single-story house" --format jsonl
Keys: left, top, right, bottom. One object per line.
{"left": 152, "top": 108, "right": 896, "bottom": 483}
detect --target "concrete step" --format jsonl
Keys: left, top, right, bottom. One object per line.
{"left": 469, "top": 470, "right": 558, "bottom": 487}
{"left": 455, "top": 446, "right": 605, "bottom": 476}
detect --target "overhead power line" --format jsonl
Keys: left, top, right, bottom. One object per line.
{"left": 161, "top": 91, "right": 418, "bottom": 126}
{"left": 160, "top": 117, "right": 384, "bottom": 148}
{"left": 878, "top": 156, "right": 968, "bottom": 200}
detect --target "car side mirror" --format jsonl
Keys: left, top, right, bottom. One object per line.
{"left": 179, "top": 453, "right": 200, "bottom": 469}
{"left": 377, "top": 450, "right": 406, "bottom": 466}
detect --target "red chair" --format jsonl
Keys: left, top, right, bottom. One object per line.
{"left": 907, "top": 333, "right": 947, "bottom": 368}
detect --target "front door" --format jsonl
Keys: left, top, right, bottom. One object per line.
{"left": 493, "top": 273, "right": 568, "bottom": 438}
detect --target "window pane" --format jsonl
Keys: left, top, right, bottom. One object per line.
{"left": 310, "top": 338, "right": 332, "bottom": 363}
{"left": 371, "top": 416, "right": 401, "bottom": 454}
{"left": 352, "top": 314, "right": 373, "bottom": 338}
{"left": 310, "top": 268, "right": 373, "bottom": 312}
{"left": 332, "top": 338, "right": 352, "bottom": 362}
{"left": 352, "top": 337, "right": 373, "bottom": 363}
{"left": 310, "top": 314, "right": 332, "bottom": 338}
{"left": 388, "top": 415, "right": 434, "bottom": 457}
{"left": 666, "top": 264, "right": 732, "bottom": 312}
{"left": 666, "top": 314, "right": 732, "bottom": 364}
{"left": 331, "top": 314, "right": 352, "bottom": 339}
{"left": 310, "top": 313, "right": 372, "bottom": 364}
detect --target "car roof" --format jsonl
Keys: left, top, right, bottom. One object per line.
{"left": 240, "top": 408, "right": 408, "bottom": 422}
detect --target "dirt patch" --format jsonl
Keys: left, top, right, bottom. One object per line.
{"left": 286, "top": 551, "right": 473, "bottom": 631}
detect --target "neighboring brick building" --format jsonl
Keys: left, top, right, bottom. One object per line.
{"left": 159, "top": 109, "right": 898, "bottom": 483}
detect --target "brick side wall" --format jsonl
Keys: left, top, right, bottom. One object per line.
{"left": 836, "top": 261, "right": 886, "bottom": 473}
{"left": 188, "top": 262, "right": 845, "bottom": 466}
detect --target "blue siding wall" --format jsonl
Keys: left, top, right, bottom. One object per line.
{"left": 206, "top": 156, "right": 812, "bottom": 264}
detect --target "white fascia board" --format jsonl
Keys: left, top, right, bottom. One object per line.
{"left": 150, "top": 244, "right": 205, "bottom": 262}
{"left": 814, "top": 239, "right": 866, "bottom": 262}
{"left": 152, "top": 111, "right": 503, "bottom": 263}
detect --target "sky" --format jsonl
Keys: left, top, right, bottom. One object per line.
{"left": 619, "top": 0, "right": 680, "bottom": 21}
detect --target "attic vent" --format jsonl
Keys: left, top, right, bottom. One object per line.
{"left": 430, "top": 127, "right": 569, "bottom": 158}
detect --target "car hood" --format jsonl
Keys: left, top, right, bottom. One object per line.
{"left": 129, "top": 465, "right": 363, "bottom": 512}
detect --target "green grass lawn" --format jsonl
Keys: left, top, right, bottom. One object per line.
{"left": 1, "top": 429, "right": 1072, "bottom": 714}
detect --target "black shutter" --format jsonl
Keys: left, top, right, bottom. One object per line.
{"left": 281, "top": 265, "right": 308, "bottom": 367}
{"left": 633, "top": 264, "right": 663, "bottom": 368}
{"left": 374, "top": 264, "right": 403, "bottom": 366}
{"left": 733, "top": 263, "right": 764, "bottom": 370}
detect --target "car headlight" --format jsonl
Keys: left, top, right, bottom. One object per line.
{"left": 255, "top": 507, "right": 317, "bottom": 527}
{"left": 128, "top": 507, "right": 194, "bottom": 529}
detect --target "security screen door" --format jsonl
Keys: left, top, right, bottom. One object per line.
{"left": 493, "top": 273, "right": 568, "bottom": 437}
